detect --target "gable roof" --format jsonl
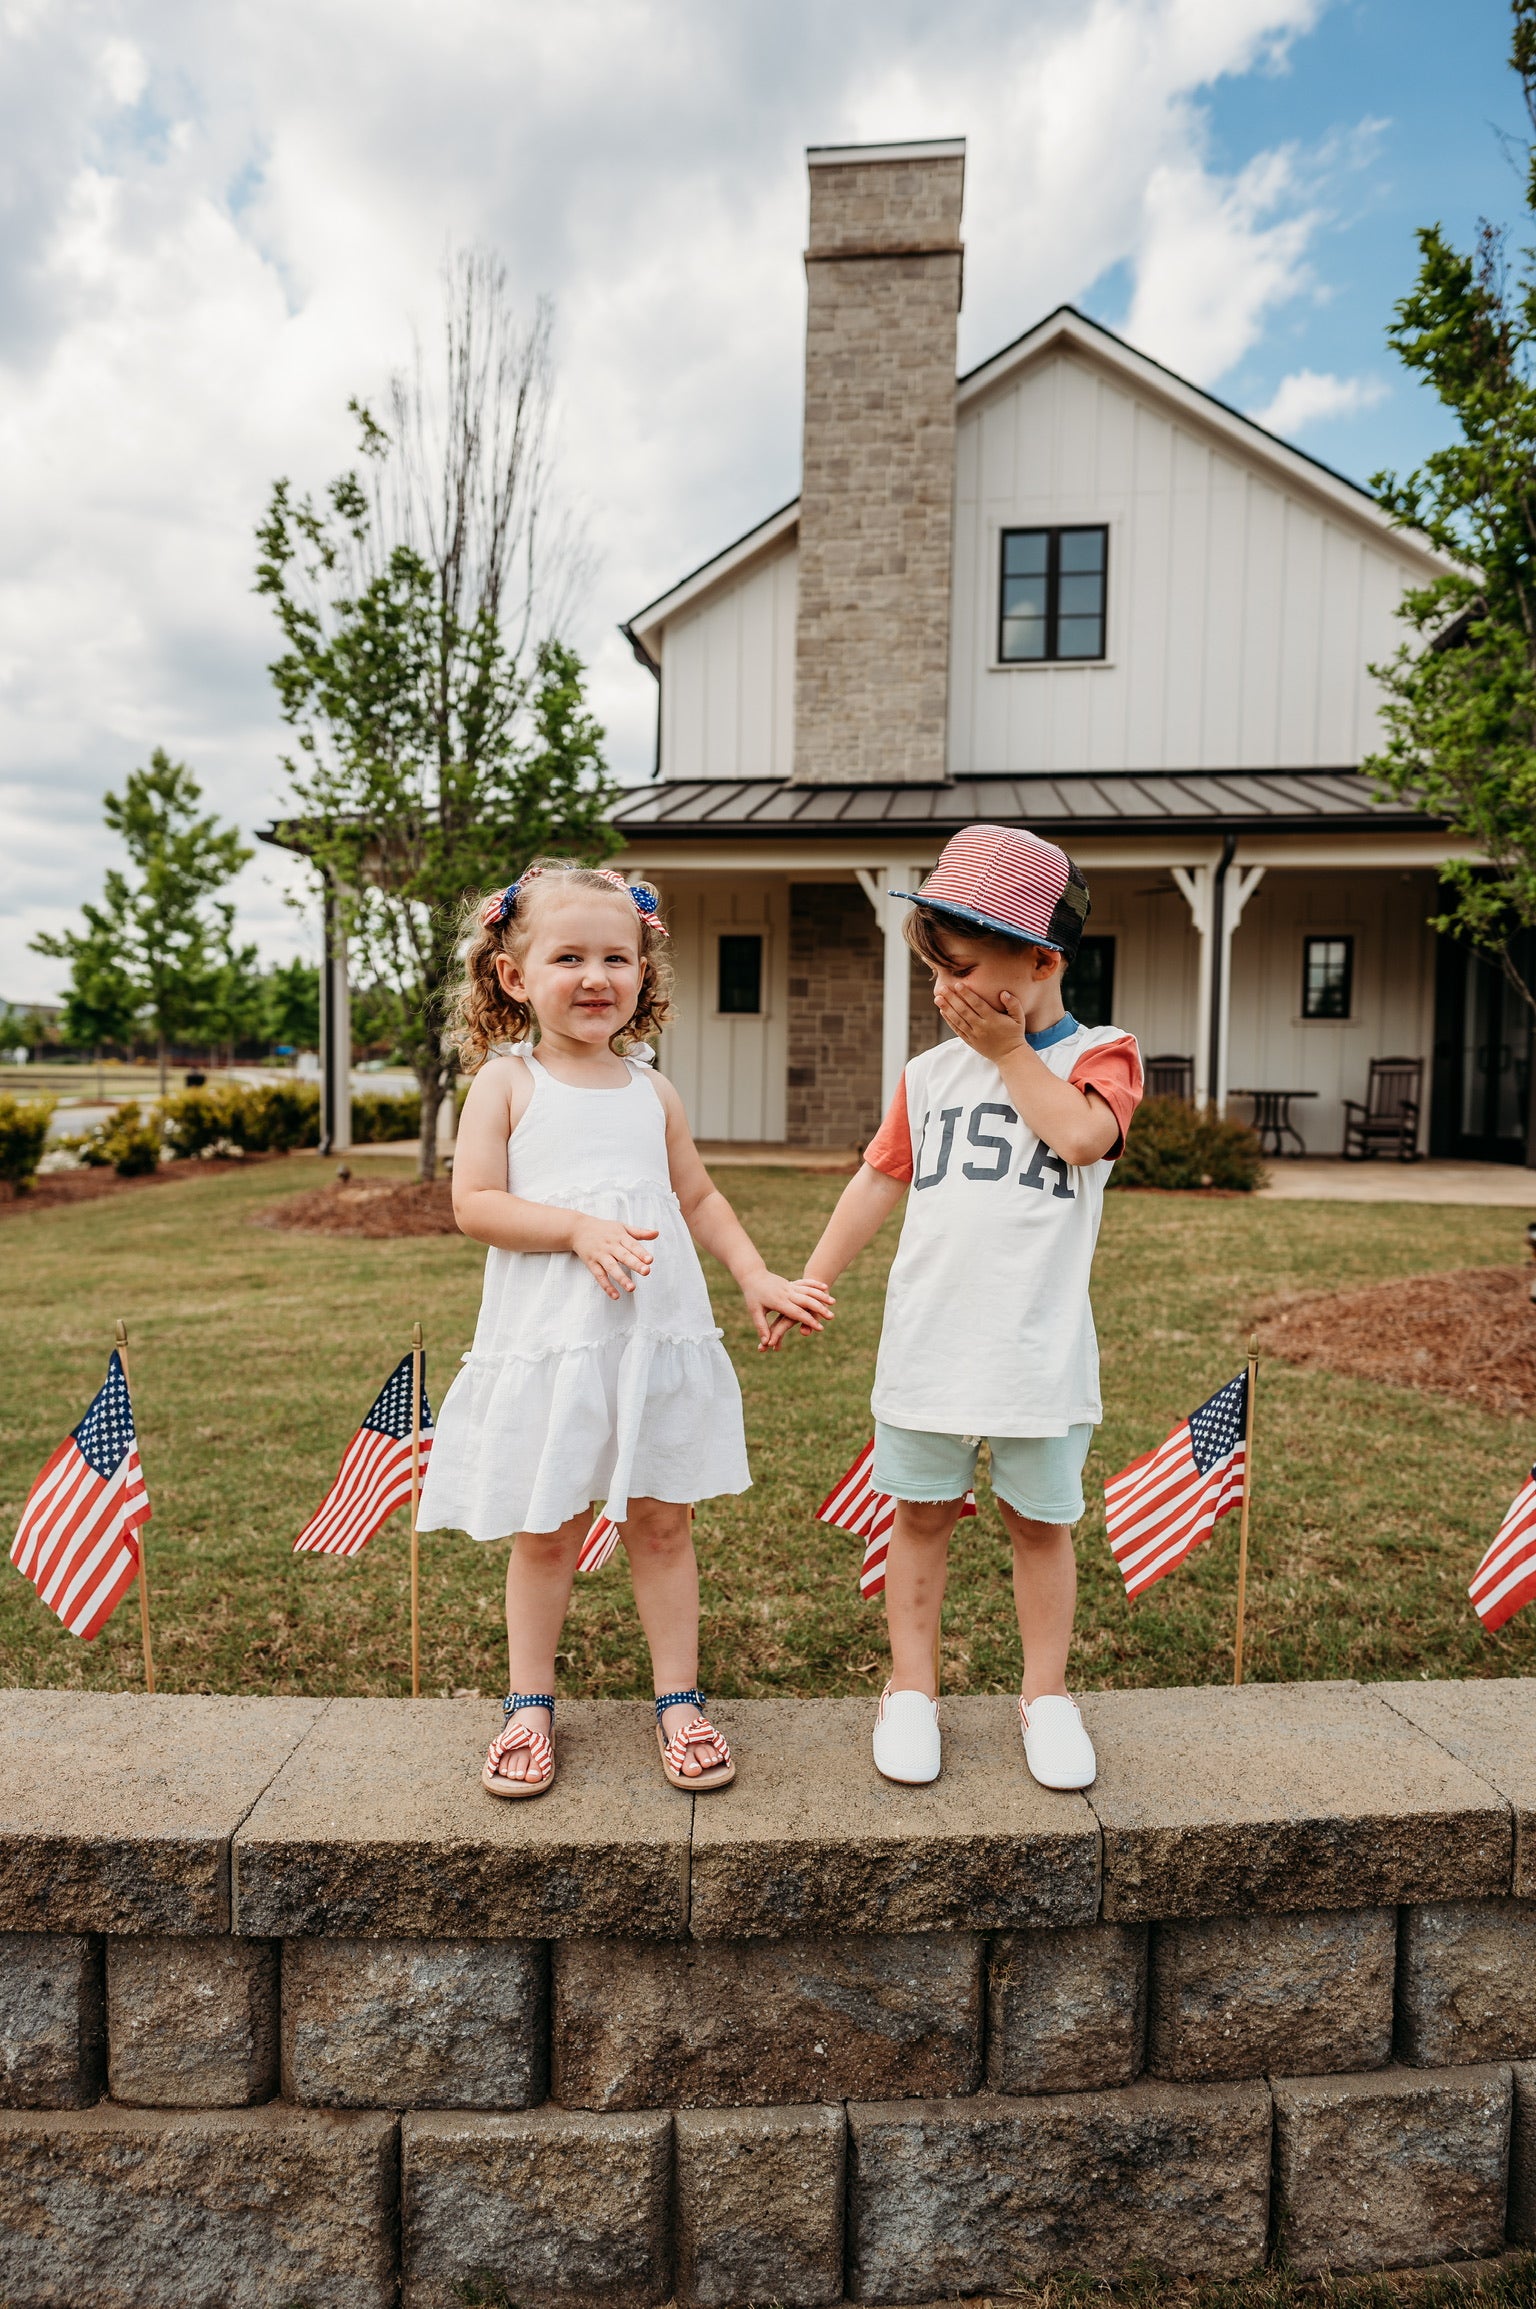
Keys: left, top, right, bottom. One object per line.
{"left": 622, "top": 304, "right": 1451, "bottom": 666}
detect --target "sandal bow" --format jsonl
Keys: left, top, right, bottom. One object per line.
{"left": 662, "top": 1715, "right": 730, "bottom": 1776}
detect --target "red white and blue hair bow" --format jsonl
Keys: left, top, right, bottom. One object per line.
{"left": 480, "top": 867, "right": 665, "bottom": 934}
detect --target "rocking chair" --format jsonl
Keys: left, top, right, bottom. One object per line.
{"left": 1341, "top": 1057, "right": 1423, "bottom": 1161}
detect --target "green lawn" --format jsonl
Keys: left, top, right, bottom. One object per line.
{"left": 0, "top": 1156, "right": 1532, "bottom": 1701}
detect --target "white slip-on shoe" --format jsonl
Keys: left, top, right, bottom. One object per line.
{"left": 1020, "top": 1693, "right": 1096, "bottom": 1791}
{"left": 872, "top": 1685, "right": 941, "bottom": 1785}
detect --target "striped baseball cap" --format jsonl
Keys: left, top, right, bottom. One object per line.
{"left": 891, "top": 824, "right": 1090, "bottom": 958}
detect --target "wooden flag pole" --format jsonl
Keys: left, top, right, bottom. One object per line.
{"left": 409, "top": 1322, "right": 423, "bottom": 1700}
{"left": 1232, "top": 1335, "right": 1258, "bottom": 1687}
{"left": 115, "top": 1320, "right": 155, "bottom": 1695}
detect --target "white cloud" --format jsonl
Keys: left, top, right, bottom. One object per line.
{"left": 1251, "top": 366, "right": 1389, "bottom": 434}
{"left": 0, "top": 0, "right": 1353, "bottom": 1002}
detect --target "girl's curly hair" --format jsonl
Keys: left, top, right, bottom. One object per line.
{"left": 452, "top": 859, "right": 675, "bottom": 1071}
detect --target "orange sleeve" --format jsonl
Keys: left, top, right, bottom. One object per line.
{"left": 863, "top": 1076, "right": 914, "bottom": 1183}
{"left": 1070, "top": 1035, "right": 1144, "bottom": 1158}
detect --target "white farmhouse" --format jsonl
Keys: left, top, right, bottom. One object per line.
{"left": 611, "top": 139, "right": 1532, "bottom": 1168}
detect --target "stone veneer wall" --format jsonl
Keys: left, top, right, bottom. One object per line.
{"left": 4, "top": 1679, "right": 1536, "bottom": 2307}
{"left": 793, "top": 150, "right": 965, "bottom": 787}
{"left": 787, "top": 885, "right": 942, "bottom": 1147}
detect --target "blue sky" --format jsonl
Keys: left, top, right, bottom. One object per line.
{"left": 0, "top": 0, "right": 1528, "bottom": 1003}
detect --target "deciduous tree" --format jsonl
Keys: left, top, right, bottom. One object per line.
{"left": 32, "top": 751, "right": 252, "bottom": 1087}
{"left": 256, "top": 251, "right": 617, "bottom": 1178}
{"left": 1367, "top": 0, "right": 1536, "bottom": 1023}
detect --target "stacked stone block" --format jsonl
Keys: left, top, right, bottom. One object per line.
{"left": 1, "top": 1680, "right": 1536, "bottom": 2305}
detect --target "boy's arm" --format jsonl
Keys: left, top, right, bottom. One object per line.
{"left": 761, "top": 1163, "right": 906, "bottom": 1349}
{"left": 936, "top": 983, "right": 1122, "bottom": 1165}
{"left": 655, "top": 1073, "right": 835, "bottom": 1346}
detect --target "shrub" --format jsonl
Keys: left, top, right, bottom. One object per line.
{"left": 1111, "top": 1096, "right": 1267, "bottom": 1192}
{"left": 352, "top": 1091, "right": 421, "bottom": 1144}
{"left": 160, "top": 1081, "right": 320, "bottom": 1157}
{"left": 75, "top": 1102, "right": 162, "bottom": 1177}
{"left": 159, "top": 1085, "right": 244, "bottom": 1158}
{"left": 237, "top": 1081, "right": 320, "bottom": 1152}
{"left": 0, "top": 1094, "right": 55, "bottom": 1193}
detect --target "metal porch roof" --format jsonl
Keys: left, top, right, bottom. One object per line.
{"left": 609, "top": 770, "right": 1442, "bottom": 840}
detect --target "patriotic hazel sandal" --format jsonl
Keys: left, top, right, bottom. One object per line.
{"left": 483, "top": 1693, "right": 556, "bottom": 1799}
{"left": 654, "top": 1689, "right": 735, "bottom": 1792}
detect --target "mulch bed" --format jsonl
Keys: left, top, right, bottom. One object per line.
{"left": 0, "top": 1155, "right": 280, "bottom": 1218}
{"left": 256, "top": 1179, "right": 458, "bottom": 1238}
{"left": 1254, "top": 1265, "right": 1536, "bottom": 1418}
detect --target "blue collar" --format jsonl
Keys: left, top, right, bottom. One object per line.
{"left": 1026, "top": 1012, "right": 1078, "bottom": 1051}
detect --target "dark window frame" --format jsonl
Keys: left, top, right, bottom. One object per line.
{"left": 1301, "top": 934, "right": 1354, "bottom": 1021}
{"left": 1063, "top": 934, "right": 1116, "bottom": 1028}
{"left": 998, "top": 523, "right": 1110, "bottom": 664}
{"left": 716, "top": 931, "right": 765, "bottom": 1017}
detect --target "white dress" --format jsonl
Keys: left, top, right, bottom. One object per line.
{"left": 416, "top": 1046, "right": 750, "bottom": 1539}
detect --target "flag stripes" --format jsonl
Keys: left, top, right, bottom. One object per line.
{"left": 578, "top": 1514, "right": 620, "bottom": 1573}
{"left": 11, "top": 1352, "right": 148, "bottom": 1641}
{"left": 1469, "top": 1467, "right": 1536, "bottom": 1632}
{"left": 1104, "top": 1371, "right": 1248, "bottom": 1599}
{"left": 817, "top": 1439, "right": 976, "bottom": 1599}
{"left": 293, "top": 1353, "right": 434, "bottom": 1560}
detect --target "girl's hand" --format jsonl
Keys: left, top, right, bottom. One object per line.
{"left": 936, "top": 978, "right": 1029, "bottom": 1061}
{"left": 570, "top": 1217, "right": 660, "bottom": 1300}
{"left": 746, "top": 1270, "right": 835, "bottom": 1351}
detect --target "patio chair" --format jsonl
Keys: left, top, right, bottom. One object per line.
{"left": 1145, "top": 1054, "right": 1195, "bottom": 1103}
{"left": 1341, "top": 1057, "right": 1423, "bottom": 1161}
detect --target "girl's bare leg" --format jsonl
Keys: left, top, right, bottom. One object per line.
{"left": 882, "top": 1497, "right": 965, "bottom": 1697}
{"left": 1001, "top": 1503, "right": 1077, "bottom": 1702}
{"left": 498, "top": 1508, "right": 587, "bottom": 1780}
{"left": 621, "top": 1497, "right": 726, "bottom": 1777}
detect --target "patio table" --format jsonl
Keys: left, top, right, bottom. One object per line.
{"left": 1232, "top": 1088, "right": 1318, "bottom": 1158}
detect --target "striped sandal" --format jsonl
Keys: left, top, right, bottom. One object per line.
{"left": 654, "top": 1688, "right": 735, "bottom": 1792}
{"left": 483, "top": 1693, "right": 556, "bottom": 1800}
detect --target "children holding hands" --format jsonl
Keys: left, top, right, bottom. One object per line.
{"left": 415, "top": 860, "right": 833, "bottom": 1799}
{"left": 771, "top": 825, "right": 1142, "bottom": 1793}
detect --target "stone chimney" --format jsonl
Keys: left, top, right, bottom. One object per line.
{"left": 792, "top": 138, "right": 965, "bottom": 787}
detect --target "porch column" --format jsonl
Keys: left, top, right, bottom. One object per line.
{"left": 1214, "top": 867, "right": 1266, "bottom": 1117}
{"left": 856, "top": 862, "right": 923, "bottom": 1116}
{"left": 319, "top": 882, "right": 352, "bottom": 1157}
{"left": 1171, "top": 864, "right": 1215, "bottom": 1109}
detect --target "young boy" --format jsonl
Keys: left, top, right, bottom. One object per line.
{"left": 782, "top": 824, "right": 1142, "bottom": 1791}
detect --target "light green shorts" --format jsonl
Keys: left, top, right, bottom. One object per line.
{"left": 871, "top": 1421, "right": 1093, "bottom": 1525}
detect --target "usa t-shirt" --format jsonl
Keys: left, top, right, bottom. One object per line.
{"left": 862, "top": 1016, "right": 1143, "bottom": 1438}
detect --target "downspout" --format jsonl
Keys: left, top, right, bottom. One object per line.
{"left": 1207, "top": 832, "right": 1237, "bottom": 1114}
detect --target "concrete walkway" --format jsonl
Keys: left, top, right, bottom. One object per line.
{"left": 1258, "top": 1158, "right": 1535, "bottom": 1206}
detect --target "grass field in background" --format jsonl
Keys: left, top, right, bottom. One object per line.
{"left": 0, "top": 1156, "right": 1532, "bottom": 1700}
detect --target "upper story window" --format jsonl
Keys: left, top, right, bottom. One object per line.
{"left": 1302, "top": 935, "right": 1353, "bottom": 1020}
{"left": 999, "top": 525, "right": 1108, "bottom": 663}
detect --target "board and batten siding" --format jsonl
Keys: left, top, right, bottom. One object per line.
{"left": 1087, "top": 868, "right": 1438, "bottom": 1154}
{"left": 657, "top": 542, "right": 797, "bottom": 784}
{"left": 948, "top": 349, "right": 1429, "bottom": 778}
{"left": 651, "top": 876, "right": 789, "bottom": 1142}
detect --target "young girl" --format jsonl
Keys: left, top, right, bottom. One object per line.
{"left": 416, "top": 859, "right": 832, "bottom": 1800}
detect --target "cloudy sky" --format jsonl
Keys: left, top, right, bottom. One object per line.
{"left": 0, "top": 0, "right": 1521, "bottom": 1001}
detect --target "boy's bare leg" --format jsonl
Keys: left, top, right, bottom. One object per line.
{"left": 883, "top": 1498, "right": 966, "bottom": 1696}
{"left": 621, "top": 1497, "right": 726, "bottom": 1778}
{"left": 501, "top": 1509, "right": 588, "bottom": 1778}
{"left": 1000, "top": 1503, "right": 1077, "bottom": 1702}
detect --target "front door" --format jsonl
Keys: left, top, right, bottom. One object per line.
{"left": 1431, "top": 931, "right": 1535, "bottom": 1163}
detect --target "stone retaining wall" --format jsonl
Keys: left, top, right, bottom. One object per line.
{"left": 2, "top": 1679, "right": 1535, "bottom": 2306}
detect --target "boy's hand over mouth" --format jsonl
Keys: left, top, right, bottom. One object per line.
{"left": 936, "top": 979, "right": 1029, "bottom": 1062}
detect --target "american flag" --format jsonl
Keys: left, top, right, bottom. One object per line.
{"left": 293, "top": 1354, "right": 434, "bottom": 1558}
{"left": 578, "top": 1513, "right": 620, "bottom": 1572}
{"left": 1469, "top": 1465, "right": 1536, "bottom": 1631}
{"left": 1104, "top": 1371, "right": 1249, "bottom": 1599}
{"left": 817, "top": 1439, "right": 976, "bottom": 1599}
{"left": 11, "top": 1350, "right": 149, "bottom": 1640}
